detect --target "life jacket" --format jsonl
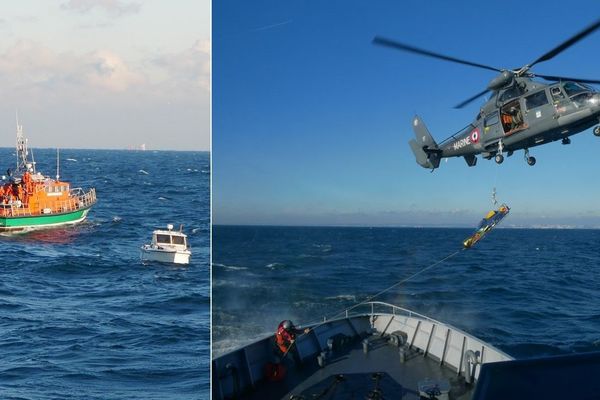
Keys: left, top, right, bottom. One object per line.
{"left": 275, "top": 322, "right": 295, "bottom": 353}
{"left": 501, "top": 114, "right": 513, "bottom": 125}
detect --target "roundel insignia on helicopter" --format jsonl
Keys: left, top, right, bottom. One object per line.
{"left": 470, "top": 129, "right": 480, "bottom": 143}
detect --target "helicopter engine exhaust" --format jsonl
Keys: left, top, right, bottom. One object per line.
{"left": 409, "top": 116, "right": 441, "bottom": 169}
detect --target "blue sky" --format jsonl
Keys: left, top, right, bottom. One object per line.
{"left": 0, "top": 1, "right": 209, "bottom": 150}
{"left": 214, "top": 0, "right": 600, "bottom": 227}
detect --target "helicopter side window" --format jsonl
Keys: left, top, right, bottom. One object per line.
{"left": 484, "top": 112, "right": 499, "bottom": 127}
{"left": 525, "top": 91, "right": 549, "bottom": 110}
{"left": 550, "top": 86, "right": 565, "bottom": 102}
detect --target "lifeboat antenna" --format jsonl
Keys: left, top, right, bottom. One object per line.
{"left": 15, "top": 110, "right": 28, "bottom": 174}
{"left": 56, "top": 148, "right": 60, "bottom": 181}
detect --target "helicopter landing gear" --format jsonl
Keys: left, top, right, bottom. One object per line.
{"left": 594, "top": 126, "right": 600, "bottom": 137}
{"left": 562, "top": 137, "right": 571, "bottom": 145}
{"left": 524, "top": 149, "right": 536, "bottom": 166}
{"left": 495, "top": 140, "right": 504, "bottom": 164}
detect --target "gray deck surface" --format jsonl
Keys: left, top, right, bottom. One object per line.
{"left": 240, "top": 335, "right": 475, "bottom": 399}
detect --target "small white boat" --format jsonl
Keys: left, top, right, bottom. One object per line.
{"left": 141, "top": 224, "right": 191, "bottom": 264}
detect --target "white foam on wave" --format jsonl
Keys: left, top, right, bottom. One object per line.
{"left": 139, "top": 169, "right": 149, "bottom": 175}
{"left": 213, "top": 263, "right": 248, "bottom": 271}
{"left": 265, "top": 262, "right": 286, "bottom": 269}
{"left": 313, "top": 244, "right": 332, "bottom": 252}
{"left": 325, "top": 294, "right": 356, "bottom": 302}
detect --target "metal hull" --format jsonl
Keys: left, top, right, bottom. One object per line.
{"left": 0, "top": 207, "right": 90, "bottom": 232}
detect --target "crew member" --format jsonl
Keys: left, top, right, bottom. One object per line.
{"left": 23, "top": 170, "right": 32, "bottom": 193}
{"left": 508, "top": 106, "right": 522, "bottom": 130}
{"left": 275, "top": 320, "right": 309, "bottom": 364}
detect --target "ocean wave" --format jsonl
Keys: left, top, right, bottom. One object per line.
{"left": 313, "top": 243, "right": 332, "bottom": 252}
{"left": 213, "top": 263, "right": 248, "bottom": 271}
{"left": 325, "top": 294, "right": 357, "bottom": 301}
{"left": 265, "top": 262, "right": 287, "bottom": 269}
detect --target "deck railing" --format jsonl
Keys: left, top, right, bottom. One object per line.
{"left": 0, "top": 187, "right": 96, "bottom": 217}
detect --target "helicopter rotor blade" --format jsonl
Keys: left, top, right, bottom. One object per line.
{"left": 454, "top": 89, "right": 491, "bottom": 109}
{"left": 535, "top": 74, "right": 600, "bottom": 85}
{"left": 529, "top": 18, "right": 600, "bottom": 68}
{"left": 372, "top": 36, "right": 502, "bottom": 73}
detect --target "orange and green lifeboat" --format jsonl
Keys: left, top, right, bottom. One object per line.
{"left": 0, "top": 121, "right": 97, "bottom": 232}
{"left": 0, "top": 174, "right": 96, "bottom": 232}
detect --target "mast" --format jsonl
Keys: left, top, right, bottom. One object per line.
{"left": 15, "top": 111, "right": 29, "bottom": 174}
{"left": 56, "top": 148, "right": 60, "bottom": 181}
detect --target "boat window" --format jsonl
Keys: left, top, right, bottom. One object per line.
{"left": 156, "top": 234, "right": 171, "bottom": 244}
{"left": 525, "top": 91, "right": 549, "bottom": 110}
{"left": 172, "top": 236, "right": 185, "bottom": 245}
{"left": 563, "top": 82, "right": 589, "bottom": 97}
{"left": 484, "top": 111, "right": 499, "bottom": 127}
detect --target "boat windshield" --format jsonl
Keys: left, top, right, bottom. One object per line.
{"left": 156, "top": 234, "right": 171, "bottom": 244}
{"left": 172, "top": 235, "right": 185, "bottom": 245}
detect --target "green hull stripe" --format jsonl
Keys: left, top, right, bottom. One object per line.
{"left": 0, "top": 209, "right": 88, "bottom": 228}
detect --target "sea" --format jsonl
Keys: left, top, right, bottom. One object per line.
{"left": 213, "top": 225, "right": 600, "bottom": 359}
{"left": 0, "top": 149, "right": 209, "bottom": 400}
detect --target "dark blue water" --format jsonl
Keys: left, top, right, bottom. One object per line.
{"left": 213, "top": 225, "right": 600, "bottom": 359}
{"left": 0, "top": 149, "right": 209, "bottom": 399}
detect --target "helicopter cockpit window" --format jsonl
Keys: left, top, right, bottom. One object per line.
{"left": 550, "top": 86, "right": 565, "bottom": 102}
{"left": 525, "top": 91, "right": 549, "bottom": 110}
{"left": 563, "top": 82, "right": 589, "bottom": 97}
{"left": 484, "top": 112, "right": 499, "bottom": 127}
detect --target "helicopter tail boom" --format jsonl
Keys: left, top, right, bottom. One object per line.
{"left": 409, "top": 116, "right": 441, "bottom": 169}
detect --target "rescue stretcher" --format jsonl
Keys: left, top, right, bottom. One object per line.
{"left": 463, "top": 204, "right": 510, "bottom": 248}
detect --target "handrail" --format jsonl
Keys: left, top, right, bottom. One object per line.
{"left": 0, "top": 187, "right": 96, "bottom": 217}
{"left": 345, "top": 301, "right": 478, "bottom": 342}
{"left": 213, "top": 300, "right": 513, "bottom": 361}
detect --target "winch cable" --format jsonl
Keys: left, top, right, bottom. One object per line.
{"left": 281, "top": 247, "right": 465, "bottom": 360}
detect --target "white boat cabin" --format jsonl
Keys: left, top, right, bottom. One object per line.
{"left": 141, "top": 224, "right": 192, "bottom": 265}
{"left": 152, "top": 225, "right": 189, "bottom": 250}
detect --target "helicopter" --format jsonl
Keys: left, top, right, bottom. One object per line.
{"left": 374, "top": 18, "right": 600, "bottom": 169}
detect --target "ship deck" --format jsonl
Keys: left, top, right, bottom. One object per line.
{"left": 246, "top": 335, "right": 473, "bottom": 400}
{"left": 213, "top": 303, "right": 512, "bottom": 400}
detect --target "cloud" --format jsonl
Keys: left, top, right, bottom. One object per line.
{"left": 0, "top": 38, "right": 213, "bottom": 102}
{"left": 85, "top": 50, "right": 144, "bottom": 91}
{"left": 61, "top": 0, "right": 141, "bottom": 17}
{"left": 152, "top": 39, "right": 211, "bottom": 92}
{"left": 0, "top": 40, "right": 145, "bottom": 98}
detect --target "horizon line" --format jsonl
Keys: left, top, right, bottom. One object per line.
{"left": 0, "top": 146, "right": 210, "bottom": 153}
{"left": 212, "top": 223, "right": 600, "bottom": 230}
